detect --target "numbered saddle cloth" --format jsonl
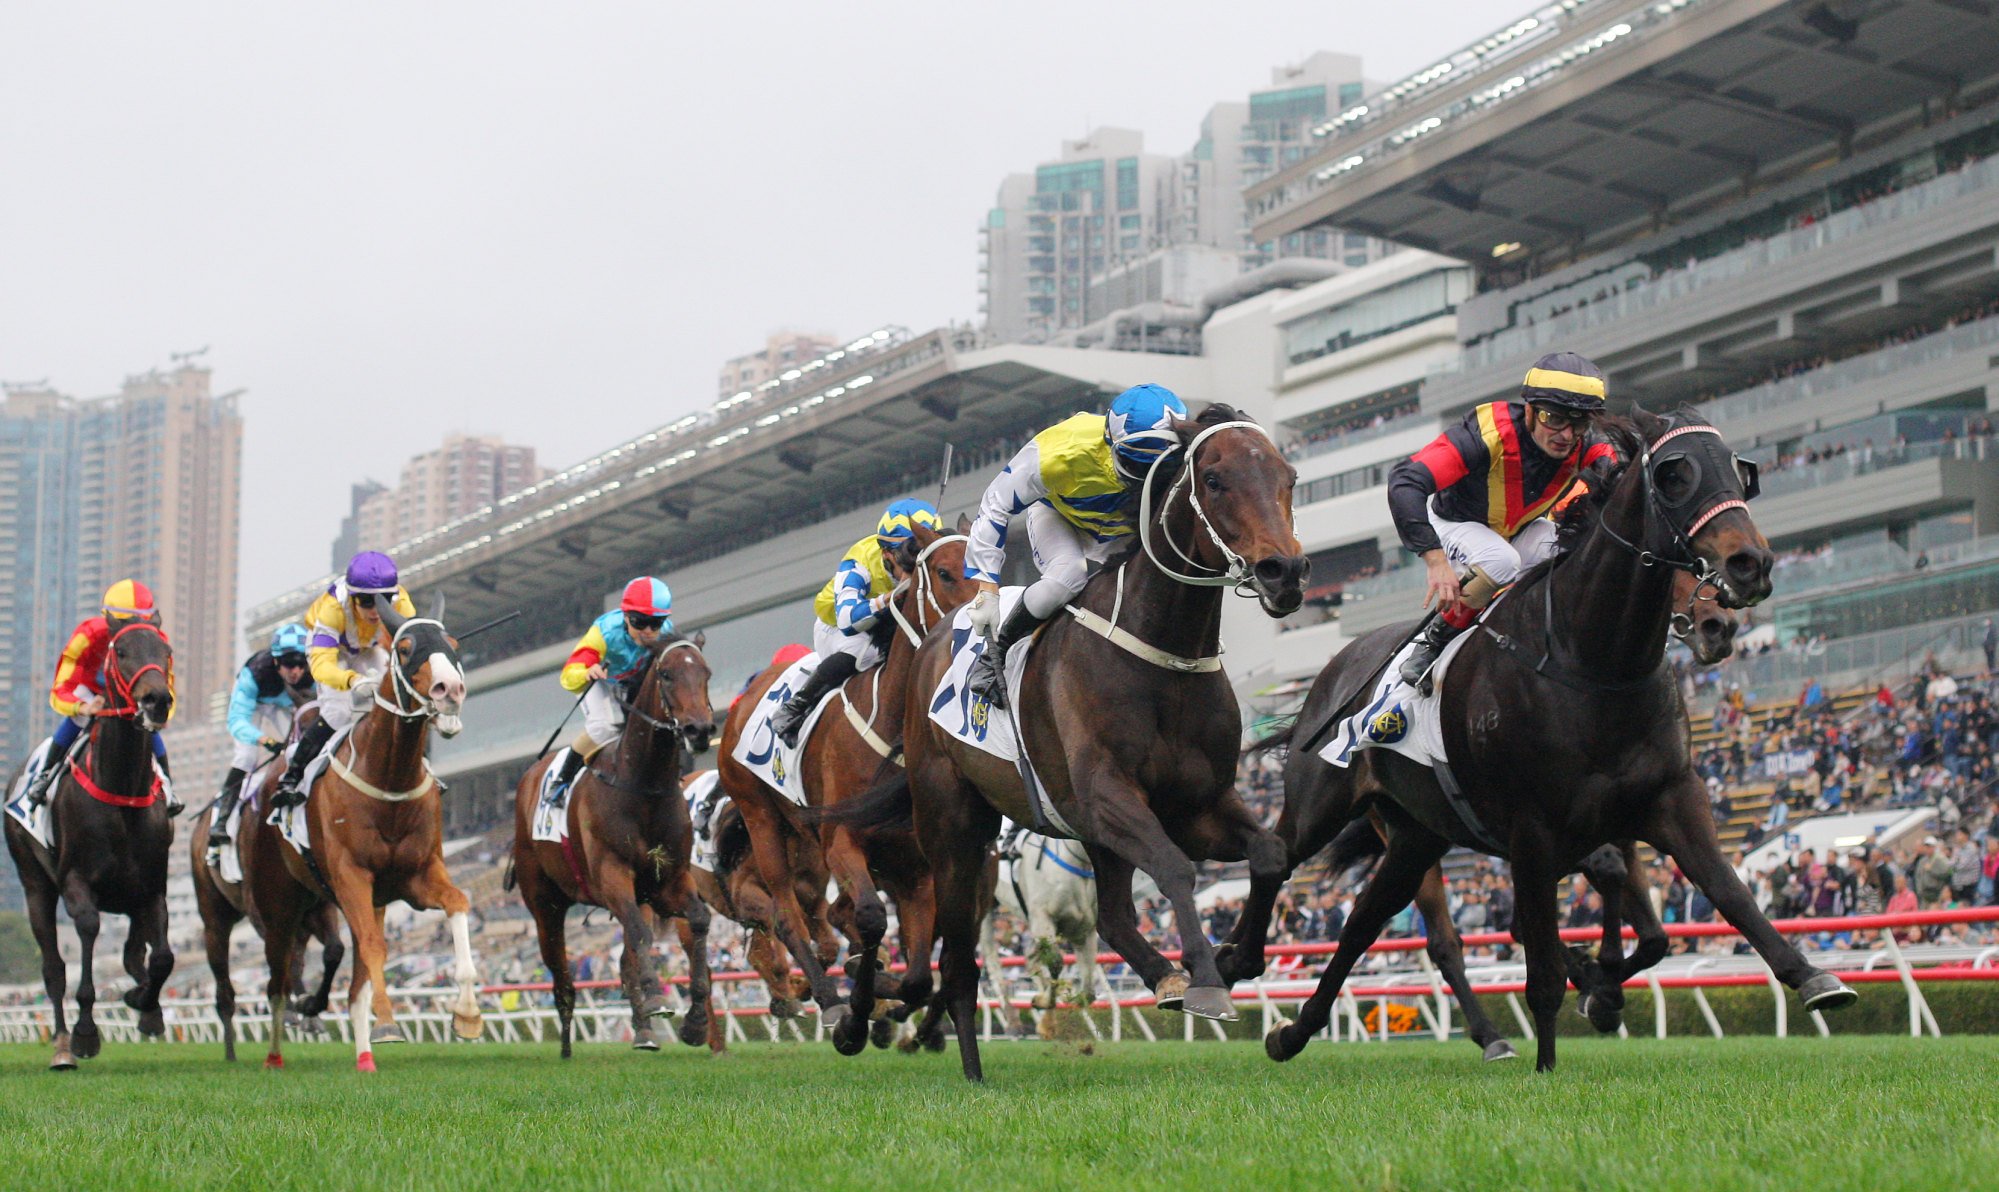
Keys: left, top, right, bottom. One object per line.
{"left": 730, "top": 651, "right": 837, "bottom": 807}
{"left": 266, "top": 721, "right": 356, "bottom": 858}
{"left": 531, "top": 748, "right": 577, "bottom": 844}
{"left": 1319, "top": 631, "right": 1475, "bottom": 773}
{"left": 211, "top": 799, "right": 248, "bottom": 884}
{"left": 2, "top": 739, "right": 57, "bottom": 851}
{"left": 927, "top": 588, "right": 1037, "bottom": 762}
{"left": 683, "top": 768, "right": 723, "bottom": 874}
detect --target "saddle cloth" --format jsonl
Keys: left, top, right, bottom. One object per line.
{"left": 2, "top": 739, "right": 57, "bottom": 852}
{"left": 729, "top": 652, "right": 838, "bottom": 808}
{"left": 265, "top": 721, "right": 357, "bottom": 859}
{"left": 684, "top": 768, "right": 722, "bottom": 874}
{"left": 1319, "top": 630, "right": 1475, "bottom": 773}
{"left": 211, "top": 800, "right": 247, "bottom": 884}
{"left": 926, "top": 588, "right": 1035, "bottom": 762}
{"left": 530, "top": 748, "right": 576, "bottom": 845}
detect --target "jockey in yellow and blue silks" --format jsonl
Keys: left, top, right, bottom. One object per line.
{"left": 272, "top": 550, "right": 418, "bottom": 806}
{"left": 206, "top": 623, "right": 314, "bottom": 860}
{"left": 962, "top": 383, "right": 1186, "bottom": 708}
{"left": 770, "top": 498, "right": 943, "bottom": 748}
{"left": 543, "top": 576, "right": 673, "bottom": 804}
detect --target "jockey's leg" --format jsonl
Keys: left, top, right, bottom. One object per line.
{"left": 151, "top": 731, "right": 180, "bottom": 815}
{"left": 1400, "top": 513, "right": 1522, "bottom": 690}
{"left": 969, "top": 505, "right": 1088, "bottom": 709}
{"left": 205, "top": 768, "right": 249, "bottom": 865}
{"left": 772, "top": 625, "right": 867, "bottom": 749}
{"left": 23, "top": 715, "right": 85, "bottom": 809}
{"left": 547, "top": 686, "right": 620, "bottom": 804}
{"left": 274, "top": 700, "right": 344, "bottom": 805}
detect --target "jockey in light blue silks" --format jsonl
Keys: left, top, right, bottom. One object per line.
{"left": 205, "top": 623, "right": 315, "bottom": 864}
{"left": 962, "top": 383, "right": 1186, "bottom": 708}
{"left": 770, "top": 498, "right": 943, "bottom": 748}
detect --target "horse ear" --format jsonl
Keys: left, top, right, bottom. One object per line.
{"left": 692, "top": 630, "right": 706, "bottom": 649}
{"left": 956, "top": 512, "right": 972, "bottom": 535}
{"left": 1627, "top": 403, "right": 1666, "bottom": 439}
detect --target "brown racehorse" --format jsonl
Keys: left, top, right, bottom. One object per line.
{"left": 686, "top": 794, "right": 821, "bottom": 1044}
{"left": 716, "top": 520, "right": 976, "bottom": 1050}
{"left": 3, "top": 622, "right": 176, "bottom": 1070}
{"left": 1244, "top": 408, "right": 1858, "bottom": 1073}
{"left": 190, "top": 755, "right": 347, "bottom": 1062}
{"left": 244, "top": 606, "right": 477, "bottom": 1071}
{"left": 832, "top": 404, "right": 1308, "bottom": 1080}
{"left": 511, "top": 633, "right": 717, "bottom": 1057}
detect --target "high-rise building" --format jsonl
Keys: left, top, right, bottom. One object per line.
{"left": 717, "top": 331, "right": 840, "bottom": 399}
{"left": 0, "top": 361, "right": 242, "bottom": 782}
{"left": 981, "top": 54, "right": 1390, "bottom": 346}
{"left": 332, "top": 479, "right": 388, "bottom": 572}
{"left": 354, "top": 434, "right": 545, "bottom": 552}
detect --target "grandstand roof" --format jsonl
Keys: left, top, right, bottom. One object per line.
{"left": 1249, "top": 0, "right": 1999, "bottom": 263}
{"left": 249, "top": 332, "right": 1207, "bottom": 641}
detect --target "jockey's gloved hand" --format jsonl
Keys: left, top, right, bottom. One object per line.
{"left": 968, "top": 588, "right": 1000, "bottom": 637}
{"left": 349, "top": 682, "right": 377, "bottom": 711}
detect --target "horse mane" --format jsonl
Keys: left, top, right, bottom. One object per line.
{"left": 1513, "top": 412, "right": 1643, "bottom": 589}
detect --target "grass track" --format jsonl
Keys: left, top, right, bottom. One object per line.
{"left": 0, "top": 1036, "right": 1991, "bottom": 1190}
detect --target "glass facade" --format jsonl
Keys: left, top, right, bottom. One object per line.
{"left": 1283, "top": 267, "right": 1470, "bottom": 366}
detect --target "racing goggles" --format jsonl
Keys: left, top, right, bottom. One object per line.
{"left": 625, "top": 613, "right": 667, "bottom": 632}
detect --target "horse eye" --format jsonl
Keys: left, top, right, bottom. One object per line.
{"left": 936, "top": 567, "right": 950, "bottom": 581}
{"left": 1203, "top": 472, "right": 1222, "bottom": 492}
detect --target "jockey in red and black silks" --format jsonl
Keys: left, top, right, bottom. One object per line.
{"left": 1386, "top": 351, "right": 1619, "bottom": 687}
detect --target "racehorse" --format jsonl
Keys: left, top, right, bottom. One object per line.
{"left": 190, "top": 769, "right": 347, "bottom": 1061}
{"left": 3, "top": 621, "right": 176, "bottom": 1070}
{"left": 835, "top": 404, "right": 1306, "bottom": 1081}
{"left": 684, "top": 795, "right": 814, "bottom": 1047}
{"left": 718, "top": 520, "right": 976, "bottom": 1053}
{"left": 243, "top": 604, "right": 479, "bottom": 1071}
{"left": 1230, "top": 407, "right": 1857, "bottom": 1072}
{"left": 511, "top": 633, "right": 716, "bottom": 1057}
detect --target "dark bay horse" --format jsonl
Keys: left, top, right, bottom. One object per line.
{"left": 4, "top": 622, "right": 176, "bottom": 1070}
{"left": 839, "top": 404, "right": 1307, "bottom": 1080}
{"left": 1232, "top": 408, "right": 1856, "bottom": 1072}
{"left": 190, "top": 782, "right": 346, "bottom": 1061}
{"left": 717, "top": 521, "right": 976, "bottom": 1049}
{"left": 244, "top": 605, "right": 477, "bottom": 1071}
{"left": 511, "top": 634, "right": 717, "bottom": 1057}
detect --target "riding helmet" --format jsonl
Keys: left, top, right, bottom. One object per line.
{"left": 269, "top": 622, "right": 312, "bottom": 662}
{"left": 875, "top": 499, "right": 942, "bottom": 546}
{"left": 1106, "top": 383, "right": 1189, "bottom": 479}
{"left": 1520, "top": 352, "right": 1607, "bottom": 414}
{"left": 101, "top": 579, "right": 158, "bottom": 623}
{"left": 620, "top": 576, "right": 673, "bottom": 618}
{"left": 344, "top": 550, "right": 401, "bottom": 594}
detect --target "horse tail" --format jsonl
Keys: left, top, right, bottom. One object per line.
{"left": 801, "top": 767, "right": 912, "bottom": 833}
{"left": 1244, "top": 719, "right": 1295, "bottom": 757}
{"left": 1322, "top": 815, "right": 1385, "bottom": 876}
{"left": 501, "top": 857, "right": 517, "bottom": 892}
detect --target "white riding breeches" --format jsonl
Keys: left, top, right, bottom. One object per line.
{"left": 1023, "top": 502, "right": 1119, "bottom": 619}
{"left": 229, "top": 703, "right": 294, "bottom": 772}
{"left": 581, "top": 682, "right": 626, "bottom": 751}
{"left": 812, "top": 619, "right": 883, "bottom": 673}
{"left": 1427, "top": 503, "right": 1559, "bottom": 586}
{"left": 316, "top": 645, "right": 388, "bottom": 733}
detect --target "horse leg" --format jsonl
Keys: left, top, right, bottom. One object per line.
{"left": 1571, "top": 845, "right": 1633, "bottom": 1034}
{"left": 671, "top": 912, "right": 724, "bottom": 1053}
{"left": 201, "top": 909, "right": 238, "bottom": 1061}
{"left": 404, "top": 856, "right": 484, "bottom": 1041}
{"left": 258, "top": 883, "right": 309, "bottom": 1070}
{"left": 890, "top": 872, "right": 938, "bottom": 1023}
{"left": 1645, "top": 779, "right": 1855, "bottom": 1011}
{"left": 976, "top": 900, "right": 1025, "bottom": 1039}
{"left": 1216, "top": 751, "right": 1355, "bottom": 985}
{"left": 1081, "top": 786, "right": 1232, "bottom": 1015}
{"left": 300, "top": 905, "right": 346, "bottom": 1021}
{"left": 527, "top": 884, "right": 576, "bottom": 1058}
{"left": 594, "top": 868, "right": 664, "bottom": 1050}
{"left": 62, "top": 878, "right": 103, "bottom": 1060}
{"left": 822, "top": 830, "right": 888, "bottom": 1056}
{"left": 24, "top": 874, "right": 73, "bottom": 1070}
{"left": 1084, "top": 848, "right": 1176, "bottom": 997}
{"left": 1507, "top": 842, "right": 1571, "bottom": 1073}
{"left": 325, "top": 861, "right": 386, "bottom": 1071}
{"left": 1266, "top": 811, "right": 1448, "bottom": 1062}
{"left": 739, "top": 804, "right": 844, "bottom": 1021}
{"left": 662, "top": 876, "right": 714, "bottom": 1049}
{"left": 932, "top": 851, "right": 990, "bottom": 1082}
{"left": 1414, "top": 867, "right": 1513, "bottom": 1060}
{"left": 127, "top": 897, "right": 173, "bottom": 1037}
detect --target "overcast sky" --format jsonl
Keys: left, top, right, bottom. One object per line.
{"left": 1, "top": 1, "right": 1499, "bottom": 611}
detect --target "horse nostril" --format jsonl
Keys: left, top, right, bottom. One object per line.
{"left": 1255, "top": 556, "right": 1308, "bottom": 589}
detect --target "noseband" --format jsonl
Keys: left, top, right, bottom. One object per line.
{"left": 374, "top": 618, "right": 460, "bottom": 721}
{"left": 886, "top": 533, "right": 970, "bottom": 646}
{"left": 1137, "top": 420, "right": 1279, "bottom": 591}
{"left": 1595, "top": 420, "right": 1758, "bottom": 607}
{"left": 613, "top": 638, "right": 710, "bottom": 750}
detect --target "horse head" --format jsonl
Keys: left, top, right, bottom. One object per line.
{"left": 643, "top": 632, "right": 715, "bottom": 756}
{"left": 1605, "top": 407, "right": 1773, "bottom": 610}
{"left": 376, "top": 601, "right": 468, "bottom": 737}
{"left": 108, "top": 622, "right": 175, "bottom": 732}
{"left": 1158, "top": 404, "right": 1308, "bottom": 617}
{"left": 889, "top": 517, "right": 979, "bottom": 635}
{"left": 1671, "top": 565, "right": 1740, "bottom": 665}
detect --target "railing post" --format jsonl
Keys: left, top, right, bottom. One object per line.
{"left": 1878, "top": 927, "right": 1941, "bottom": 1038}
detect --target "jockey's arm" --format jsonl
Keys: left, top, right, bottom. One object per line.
{"left": 48, "top": 624, "right": 102, "bottom": 717}
{"left": 964, "top": 438, "right": 1050, "bottom": 587}
{"left": 1388, "top": 418, "right": 1485, "bottom": 612}
{"left": 225, "top": 666, "right": 265, "bottom": 747}
{"left": 559, "top": 624, "right": 609, "bottom": 693}
{"left": 830, "top": 560, "right": 883, "bottom": 633}
{"left": 306, "top": 594, "right": 359, "bottom": 690}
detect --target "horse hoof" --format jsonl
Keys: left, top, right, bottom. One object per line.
{"left": 1264, "top": 1024, "right": 1305, "bottom": 1063}
{"left": 122, "top": 987, "right": 146, "bottom": 1011}
{"left": 1153, "top": 972, "right": 1190, "bottom": 1012}
{"left": 820, "top": 1003, "right": 851, "bottom": 1033}
{"left": 1030, "top": 993, "right": 1053, "bottom": 1011}
{"left": 632, "top": 1031, "right": 661, "bottom": 1052}
{"left": 264, "top": 1053, "right": 285, "bottom": 1070}
{"left": 1181, "top": 986, "right": 1238, "bottom": 1022}
{"left": 137, "top": 1009, "right": 165, "bottom": 1038}
{"left": 830, "top": 1015, "right": 869, "bottom": 1057}
{"left": 71, "top": 1028, "right": 101, "bottom": 1060}
{"left": 371, "top": 1024, "right": 408, "bottom": 1045}
{"left": 452, "top": 1010, "right": 483, "bottom": 1041}
{"left": 1483, "top": 1040, "right": 1518, "bottom": 1062}
{"left": 924, "top": 1029, "right": 947, "bottom": 1053}
{"left": 1801, "top": 972, "right": 1858, "bottom": 1012}
{"left": 356, "top": 1053, "right": 376, "bottom": 1073}
{"left": 769, "top": 998, "right": 802, "bottom": 1021}
{"left": 50, "top": 1035, "right": 76, "bottom": 1072}
{"left": 1214, "top": 942, "right": 1263, "bottom": 985}
{"left": 300, "top": 1016, "right": 326, "bottom": 1037}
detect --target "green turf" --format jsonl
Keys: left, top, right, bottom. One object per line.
{"left": 0, "top": 1035, "right": 1991, "bottom": 1190}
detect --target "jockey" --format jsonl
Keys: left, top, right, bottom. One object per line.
{"left": 271, "top": 551, "right": 417, "bottom": 807}
{"left": 542, "top": 576, "right": 673, "bottom": 806}
{"left": 962, "top": 383, "right": 1186, "bottom": 708}
{"left": 22, "top": 579, "right": 177, "bottom": 812}
{"left": 769, "top": 499, "right": 942, "bottom": 748}
{"left": 1387, "top": 351, "right": 1618, "bottom": 686}
{"left": 205, "top": 623, "right": 315, "bottom": 861}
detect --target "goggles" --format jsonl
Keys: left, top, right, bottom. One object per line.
{"left": 275, "top": 653, "right": 309, "bottom": 670}
{"left": 1531, "top": 405, "right": 1594, "bottom": 432}
{"left": 626, "top": 613, "right": 667, "bottom": 632}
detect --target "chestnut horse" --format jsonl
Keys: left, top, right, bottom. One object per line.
{"left": 512, "top": 633, "right": 716, "bottom": 1057}
{"left": 244, "top": 605, "right": 477, "bottom": 1071}
{"left": 4, "top": 622, "right": 176, "bottom": 1070}
{"left": 1238, "top": 408, "right": 1857, "bottom": 1073}
{"left": 834, "top": 404, "right": 1308, "bottom": 1080}
{"left": 717, "top": 520, "right": 976, "bottom": 1049}
{"left": 190, "top": 777, "right": 347, "bottom": 1061}
{"left": 687, "top": 794, "right": 820, "bottom": 1042}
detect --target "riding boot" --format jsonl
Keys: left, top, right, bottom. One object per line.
{"left": 543, "top": 745, "right": 587, "bottom": 808}
{"left": 771, "top": 652, "right": 859, "bottom": 749}
{"left": 1398, "top": 615, "right": 1468, "bottom": 694}
{"left": 968, "top": 602, "right": 1052, "bottom": 711}
{"left": 273, "top": 719, "right": 335, "bottom": 808}
{"left": 208, "top": 768, "right": 248, "bottom": 846}
{"left": 21, "top": 748, "right": 65, "bottom": 811}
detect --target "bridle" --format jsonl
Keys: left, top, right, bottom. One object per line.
{"left": 1135, "top": 420, "right": 1279, "bottom": 592}
{"left": 886, "top": 532, "right": 970, "bottom": 646}
{"left": 1593, "top": 417, "right": 1760, "bottom": 610}
{"left": 609, "top": 637, "right": 711, "bottom": 753}
{"left": 103, "top": 623, "right": 173, "bottom": 731}
{"left": 373, "top": 618, "right": 461, "bottom": 722}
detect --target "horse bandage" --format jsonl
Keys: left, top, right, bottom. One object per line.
{"left": 571, "top": 730, "right": 606, "bottom": 760}
{"left": 1459, "top": 566, "right": 1501, "bottom": 611}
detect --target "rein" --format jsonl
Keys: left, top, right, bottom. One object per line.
{"left": 102, "top": 623, "right": 173, "bottom": 728}
{"left": 886, "top": 533, "right": 969, "bottom": 647}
